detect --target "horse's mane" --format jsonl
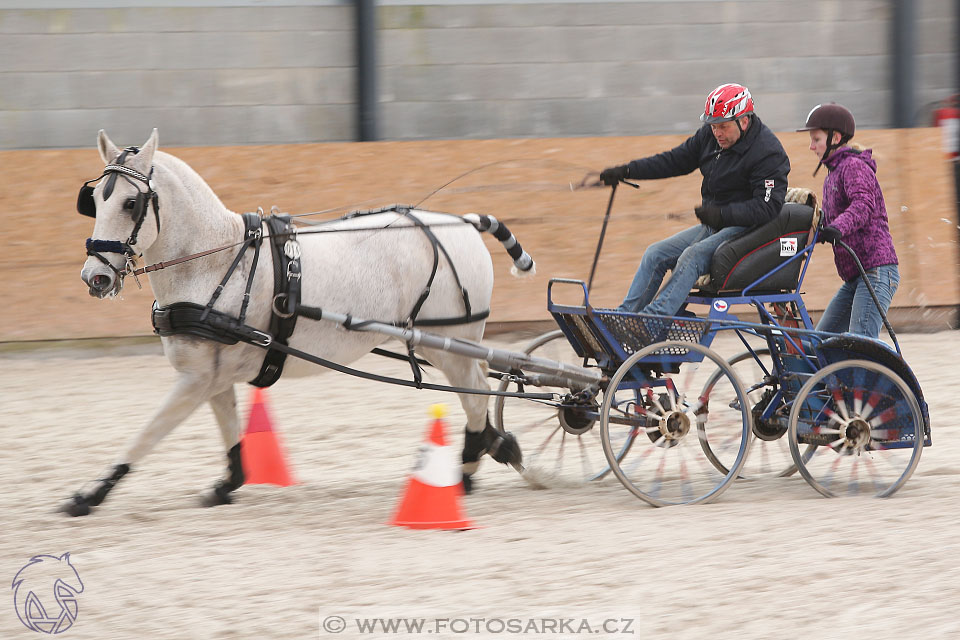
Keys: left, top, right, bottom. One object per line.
{"left": 154, "top": 150, "right": 233, "bottom": 214}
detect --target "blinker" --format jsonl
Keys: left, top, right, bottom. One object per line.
{"left": 76, "top": 172, "right": 151, "bottom": 220}
{"left": 133, "top": 191, "right": 149, "bottom": 220}
{"left": 76, "top": 146, "right": 142, "bottom": 219}
{"left": 77, "top": 179, "right": 98, "bottom": 218}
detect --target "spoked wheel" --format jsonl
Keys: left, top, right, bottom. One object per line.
{"left": 788, "top": 359, "right": 924, "bottom": 498}
{"left": 699, "top": 348, "right": 807, "bottom": 478}
{"left": 600, "top": 341, "right": 752, "bottom": 506}
{"left": 494, "top": 330, "right": 613, "bottom": 485}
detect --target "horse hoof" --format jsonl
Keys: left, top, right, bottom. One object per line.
{"left": 200, "top": 489, "right": 234, "bottom": 507}
{"left": 60, "top": 495, "right": 91, "bottom": 517}
{"left": 462, "top": 473, "right": 474, "bottom": 495}
{"left": 489, "top": 431, "right": 523, "bottom": 467}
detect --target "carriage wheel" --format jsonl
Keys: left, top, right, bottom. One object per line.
{"left": 600, "top": 341, "right": 752, "bottom": 506}
{"left": 699, "top": 348, "right": 809, "bottom": 478}
{"left": 494, "top": 330, "right": 616, "bottom": 485}
{"left": 787, "top": 359, "right": 924, "bottom": 498}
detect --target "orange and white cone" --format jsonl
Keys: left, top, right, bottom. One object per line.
{"left": 388, "top": 404, "right": 475, "bottom": 530}
{"left": 240, "top": 387, "right": 298, "bottom": 487}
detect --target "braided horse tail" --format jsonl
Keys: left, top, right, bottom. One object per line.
{"left": 463, "top": 213, "right": 536, "bottom": 278}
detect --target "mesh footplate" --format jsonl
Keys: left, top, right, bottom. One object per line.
{"left": 560, "top": 313, "right": 605, "bottom": 357}
{"left": 596, "top": 310, "right": 710, "bottom": 356}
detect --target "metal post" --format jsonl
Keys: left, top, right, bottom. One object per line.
{"left": 356, "top": 0, "right": 377, "bottom": 141}
{"left": 891, "top": 0, "right": 915, "bottom": 127}
{"left": 955, "top": 0, "right": 960, "bottom": 327}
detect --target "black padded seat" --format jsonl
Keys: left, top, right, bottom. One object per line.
{"left": 696, "top": 202, "right": 816, "bottom": 295}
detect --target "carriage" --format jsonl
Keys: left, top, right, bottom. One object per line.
{"left": 492, "top": 185, "right": 929, "bottom": 504}
{"left": 68, "top": 130, "right": 930, "bottom": 515}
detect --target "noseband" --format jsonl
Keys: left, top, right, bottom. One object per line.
{"left": 78, "top": 146, "right": 160, "bottom": 285}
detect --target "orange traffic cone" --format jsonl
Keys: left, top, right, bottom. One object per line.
{"left": 388, "top": 404, "right": 475, "bottom": 530}
{"left": 240, "top": 387, "right": 297, "bottom": 486}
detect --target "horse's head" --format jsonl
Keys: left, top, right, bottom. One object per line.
{"left": 79, "top": 129, "right": 161, "bottom": 298}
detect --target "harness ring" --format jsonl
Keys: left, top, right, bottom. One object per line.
{"left": 272, "top": 293, "right": 295, "bottom": 319}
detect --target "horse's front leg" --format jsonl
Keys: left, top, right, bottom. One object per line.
{"left": 201, "top": 385, "right": 244, "bottom": 507}
{"left": 60, "top": 374, "right": 213, "bottom": 517}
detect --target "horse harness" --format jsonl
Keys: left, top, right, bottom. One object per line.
{"left": 78, "top": 151, "right": 488, "bottom": 387}
{"left": 77, "top": 146, "right": 160, "bottom": 285}
{"left": 147, "top": 205, "right": 487, "bottom": 388}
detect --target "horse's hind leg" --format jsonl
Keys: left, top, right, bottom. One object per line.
{"left": 202, "top": 385, "right": 244, "bottom": 507}
{"left": 61, "top": 374, "right": 213, "bottom": 516}
{"left": 418, "top": 347, "right": 522, "bottom": 492}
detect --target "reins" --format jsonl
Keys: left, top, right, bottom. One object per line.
{"left": 130, "top": 238, "right": 250, "bottom": 276}
{"left": 92, "top": 155, "right": 595, "bottom": 278}
{"left": 127, "top": 216, "right": 478, "bottom": 276}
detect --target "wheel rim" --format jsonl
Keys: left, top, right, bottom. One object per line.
{"left": 494, "top": 330, "right": 612, "bottom": 484}
{"left": 787, "top": 359, "right": 924, "bottom": 498}
{"left": 600, "top": 341, "right": 752, "bottom": 506}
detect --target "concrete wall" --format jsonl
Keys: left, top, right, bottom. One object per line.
{"left": 0, "top": 0, "right": 955, "bottom": 149}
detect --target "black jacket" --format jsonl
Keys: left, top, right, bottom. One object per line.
{"left": 625, "top": 115, "right": 790, "bottom": 228}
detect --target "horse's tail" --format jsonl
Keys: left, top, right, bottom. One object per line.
{"left": 463, "top": 213, "right": 536, "bottom": 278}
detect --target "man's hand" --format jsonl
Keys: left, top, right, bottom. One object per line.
{"left": 695, "top": 205, "right": 725, "bottom": 229}
{"left": 817, "top": 225, "right": 842, "bottom": 244}
{"left": 599, "top": 165, "right": 630, "bottom": 186}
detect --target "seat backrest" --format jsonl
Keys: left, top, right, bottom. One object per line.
{"left": 704, "top": 199, "right": 817, "bottom": 293}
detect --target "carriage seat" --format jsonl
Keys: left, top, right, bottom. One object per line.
{"left": 695, "top": 189, "right": 820, "bottom": 295}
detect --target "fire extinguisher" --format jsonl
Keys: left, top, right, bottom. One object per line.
{"left": 933, "top": 95, "right": 960, "bottom": 160}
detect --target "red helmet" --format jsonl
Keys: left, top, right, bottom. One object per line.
{"left": 701, "top": 83, "right": 755, "bottom": 124}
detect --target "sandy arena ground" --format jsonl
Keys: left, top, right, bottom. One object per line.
{"left": 2, "top": 329, "right": 960, "bottom": 640}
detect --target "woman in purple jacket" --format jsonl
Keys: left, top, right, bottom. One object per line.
{"left": 798, "top": 103, "right": 900, "bottom": 339}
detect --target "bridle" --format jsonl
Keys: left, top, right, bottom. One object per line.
{"left": 77, "top": 146, "right": 160, "bottom": 286}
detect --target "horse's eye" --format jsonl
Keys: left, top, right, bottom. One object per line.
{"left": 123, "top": 199, "right": 137, "bottom": 210}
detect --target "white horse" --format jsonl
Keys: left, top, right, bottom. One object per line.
{"left": 66, "top": 129, "right": 533, "bottom": 516}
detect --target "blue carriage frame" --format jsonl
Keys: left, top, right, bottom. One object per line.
{"left": 546, "top": 226, "right": 931, "bottom": 449}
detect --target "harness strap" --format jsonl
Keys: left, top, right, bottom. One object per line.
{"left": 371, "top": 347, "right": 432, "bottom": 367}
{"left": 153, "top": 301, "right": 243, "bottom": 345}
{"left": 238, "top": 212, "right": 263, "bottom": 324}
{"left": 395, "top": 207, "right": 482, "bottom": 386}
{"left": 249, "top": 214, "right": 301, "bottom": 388}
{"left": 153, "top": 204, "right": 489, "bottom": 390}
{"left": 102, "top": 147, "right": 137, "bottom": 200}
{"left": 243, "top": 329, "right": 554, "bottom": 400}
{"left": 82, "top": 148, "right": 160, "bottom": 275}
{"left": 150, "top": 304, "right": 526, "bottom": 397}
{"left": 297, "top": 305, "right": 489, "bottom": 327}
{"left": 200, "top": 213, "right": 263, "bottom": 323}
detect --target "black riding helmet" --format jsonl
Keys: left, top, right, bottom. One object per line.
{"left": 797, "top": 103, "right": 856, "bottom": 176}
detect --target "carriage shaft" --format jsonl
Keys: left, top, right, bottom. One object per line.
{"left": 319, "top": 310, "right": 604, "bottom": 389}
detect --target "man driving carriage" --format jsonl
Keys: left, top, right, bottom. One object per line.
{"left": 593, "top": 83, "right": 791, "bottom": 326}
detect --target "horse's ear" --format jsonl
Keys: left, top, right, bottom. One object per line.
{"left": 97, "top": 129, "right": 120, "bottom": 165}
{"left": 128, "top": 129, "right": 159, "bottom": 173}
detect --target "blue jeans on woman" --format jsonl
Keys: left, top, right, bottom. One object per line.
{"left": 619, "top": 224, "right": 746, "bottom": 315}
{"left": 816, "top": 264, "right": 900, "bottom": 339}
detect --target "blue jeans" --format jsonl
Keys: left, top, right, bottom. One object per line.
{"left": 619, "top": 224, "right": 746, "bottom": 315}
{"left": 816, "top": 264, "right": 900, "bottom": 339}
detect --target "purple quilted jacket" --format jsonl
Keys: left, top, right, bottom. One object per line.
{"left": 821, "top": 146, "right": 898, "bottom": 282}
